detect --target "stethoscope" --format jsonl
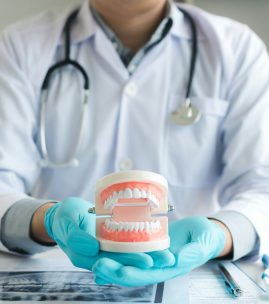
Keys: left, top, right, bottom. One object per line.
{"left": 39, "top": 7, "right": 199, "bottom": 169}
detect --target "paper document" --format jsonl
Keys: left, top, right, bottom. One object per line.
{"left": 0, "top": 251, "right": 189, "bottom": 304}
{"left": 189, "top": 262, "right": 259, "bottom": 304}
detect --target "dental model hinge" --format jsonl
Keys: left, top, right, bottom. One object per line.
{"left": 88, "top": 204, "right": 174, "bottom": 214}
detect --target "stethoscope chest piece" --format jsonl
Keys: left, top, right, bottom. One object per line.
{"left": 171, "top": 98, "right": 201, "bottom": 126}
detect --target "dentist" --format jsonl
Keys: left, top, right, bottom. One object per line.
{"left": 0, "top": 0, "right": 269, "bottom": 286}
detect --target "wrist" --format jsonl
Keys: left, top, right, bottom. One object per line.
{"left": 30, "top": 202, "right": 56, "bottom": 245}
{"left": 210, "top": 219, "right": 233, "bottom": 258}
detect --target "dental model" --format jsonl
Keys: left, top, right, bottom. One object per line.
{"left": 94, "top": 170, "right": 170, "bottom": 253}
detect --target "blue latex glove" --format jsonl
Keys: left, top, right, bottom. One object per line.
{"left": 92, "top": 216, "right": 226, "bottom": 286}
{"left": 44, "top": 197, "right": 174, "bottom": 272}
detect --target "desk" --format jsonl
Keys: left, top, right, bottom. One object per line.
{"left": 0, "top": 248, "right": 267, "bottom": 303}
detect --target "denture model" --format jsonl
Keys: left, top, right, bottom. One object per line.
{"left": 95, "top": 170, "right": 170, "bottom": 253}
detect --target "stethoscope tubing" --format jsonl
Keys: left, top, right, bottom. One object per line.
{"left": 39, "top": 6, "right": 198, "bottom": 168}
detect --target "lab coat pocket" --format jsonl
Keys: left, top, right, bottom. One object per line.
{"left": 163, "top": 96, "right": 229, "bottom": 187}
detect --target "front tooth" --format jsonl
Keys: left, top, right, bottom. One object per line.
{"left": 123, "top": 223, "right": 129, "bottom": 231}
{"left": 118, "top": 222, "right": 124, "bottom": 231}
{"left": 140, "top": 222, "right": 145, "bottom": 231}
{"left": 123, "top": 188, "right": 132, "bottom": 199}
{"left": 145, "top": 222, "right": 150, "bottom": 232}
{"left": 133, "top": 188, "right": 141, "bottom": 198}
{"left": 127, "top": 223, "right": 131, "bottom": 231}
{"left": 127, "top": 223, "right": 132, "bottom": 231}
{"left": 135, "top": 222, "right": 140, "bottom": 232}
{"left": 141, "top": 190, "right": 147, "bottom": 198}
{"left": 129, "top": 223, "right": 135, "bottom": 231}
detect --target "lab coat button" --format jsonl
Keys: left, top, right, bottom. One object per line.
{"left": 124, "top": 82, "right": 137, "bottom": 97}
{"left": 119, "top": 158, "right": 133, "bottom": 170}
{"left": 129, "top": 65, "right": 136, "bottom": 74}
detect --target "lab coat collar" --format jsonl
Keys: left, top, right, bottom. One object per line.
{"left": 59, "top": 0, "right": 97, "bottom": 45}
{"left": 64, "top": 0, "right": 200, "bottom": 45}
{"left": 170, "top": 2, "right": 203, "bottom": 40}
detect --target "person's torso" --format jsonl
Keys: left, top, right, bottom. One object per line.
{"left": 7, "top": 1, "right": 249, "bottom": 219}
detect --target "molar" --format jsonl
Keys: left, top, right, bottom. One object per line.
{"left": 141, "top": 189, "right": 147, "bottom": 198}
{"left": 104, "top": 196, "right": 113, "bottom": 211}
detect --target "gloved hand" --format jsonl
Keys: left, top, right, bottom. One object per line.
{"left": 44, "top": 197, "right": 175, "bottom": 272}
{"left": 92, "top": 216, "right": 227, "bottom": 286}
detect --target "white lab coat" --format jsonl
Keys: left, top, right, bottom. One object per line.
{"left": 0, "top": 1, "right": 269, "bottom": 256}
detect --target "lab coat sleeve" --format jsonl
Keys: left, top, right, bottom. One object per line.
{"left": 0, "top": 28, "right": 52, "bottom": 254}
{"left": 1, "top": 199, "right": 56, "bottom": 254}
{"left": 211, "top": 211, "right": 258, "bottom": 260}
{"left": 217, "top": 27, "right": 269, "bottom": 258}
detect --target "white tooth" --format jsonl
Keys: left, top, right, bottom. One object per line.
{"left": 123, "top": 188, "right": 132, "bottom": 199}
{"left": 118, "top": 190, "right": 124, "bottom": 199}
{"left": 113, "top": 222, "right": 118, "bottom": 231}
{"left": 123, "top": 223, "right": 129, "bottom": 231}
{"left": 118, "top": 222, "right": 124, "bottom": 231}
{"left": 133, "top": 188, "right": 141, "bottom": 198}
{"left": 135, "top": 222, "right": 140, "bottom": 232}
{"left": 140, "top": 222, "right": 145, "bottom": 231}
{"left": 150, "top": 222, "right": 154, "bottom": 231}
{"left": 116, "top": 222, "right": 121, "bottom": 231}
{"left": 150, "top": 196, "right": 159, "bottom": 208}
{"left": 129, "top": 223, "right": 135, "bottom": 232}
{"left": 112, "top": 192, "right": 118, "bottom": 202}
{"left": 127, "top": 223, "right": 132, "bottom": 231}
{"left": 106, "top": 197, "right": 114, "bottom": 210}
{"left": 141, "top": 190, "right": 147, "bottom": 198}
{"left": 108, "top": 195, "right": 113, "bottom": 204}
{"left": 149, "top": 193, "right": 154, "bottom": 201}
{"left": 104, "top": 200, "right": 110, "bottom": 210}
{"left": 105, "top": 219, "right": 110, "bottom": 228}
{"left": 145, "top": 222, "right": 150, "bottom": 232}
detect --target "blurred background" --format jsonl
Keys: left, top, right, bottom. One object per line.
{"left": 0, "top": 0, "right": 268, "bottom": 47}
